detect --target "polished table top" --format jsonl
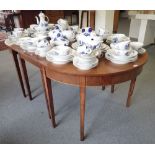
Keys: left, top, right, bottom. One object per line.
{"left": 10, "top": 44, "right": 148, "bottom": 77}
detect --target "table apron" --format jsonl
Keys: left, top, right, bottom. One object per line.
{"left": 46, "top": 67, "right": 143, "bottom": 86}
{"left": 19, "top": 53, "right": 43, "bottom": 68}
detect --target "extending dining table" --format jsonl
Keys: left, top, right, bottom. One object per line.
{"left": 6, "top": 43, "right": 148, "bottom": 141}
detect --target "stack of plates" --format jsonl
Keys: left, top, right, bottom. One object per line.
{"left": 46, "top": 47, "right": 73, "bottom": 64}
{"left": 105, "top": 49, "right": 138, "bottom": 64}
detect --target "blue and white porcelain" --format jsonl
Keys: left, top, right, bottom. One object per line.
{"left": 48, "top": 29, "right": 63, "bottom": 41}
{"left": 35, "top": 12, "right": 49, "bottom": 31}
{"left": 96, "top": 28, "right": 109, "bottom": 40}
{"left": 130, "top": 42, "right": 143, "bottom": 50}
{"left": 76, "top": 33, "right": 102, "bottom": 50}
{"left": 70, "top": 25, "right": 79, "bottom": 33}
{"left": 110, "top": 41, "right": 130, "bottom": 50}
{"left": 81, "top": 27, "right": 92, "bottom": 36}
{"left": 77, "top": 45, "right": 93, "bottom": 56}
{"left": 57, "top": 19, "right": 69, "bottom": 31}
{"left": 107, "top": 34, "right": 129, "bottom": 43}
{"left": 62, "top": 30, "right": 75, "bottom": 42}
{"left": 105, "top": 49, "right": 138, "bottom": 64}
{"left": 50, "top": 37, "right": 69, "bottom": 46}
{"left": 73, "top": 56, "right": 99, "bottom": 70}
{"left": 46, "top": 45, "right": 73, "bottom": 64}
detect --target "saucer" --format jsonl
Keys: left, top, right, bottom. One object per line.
{"left": 73, "top": 57, "right": 99, "bottom": 70}
{"left": 137, "top": 48, "right": 146, "bottom": 54}
{"left": 46, "top": 48, "right": 73, "bottom": 64}
{"left": 105, "top": 50, "right": 138, "bottom": 64}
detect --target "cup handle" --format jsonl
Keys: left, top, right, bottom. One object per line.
{"left": 45, "top": 16, "right": 49, "bottom": 22}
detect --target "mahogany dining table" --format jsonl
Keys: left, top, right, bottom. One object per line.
{"left": 6, "top": 43, "right": 148, "bottom": 141}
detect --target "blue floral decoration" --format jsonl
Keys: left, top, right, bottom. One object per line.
{"left": 82, "top": 28, "right": 85, "bottom": 33}
{"left": 88, "top": 27, "right": 92, "bottom": 33}
{"left": 57, "top": 33, "right": 61, "bottom": 37}
{"left": 113, "top": 37, "right": 118, "bottom": 43}
{"left": 125, "top": 44, "right": 129, "bottom": 49}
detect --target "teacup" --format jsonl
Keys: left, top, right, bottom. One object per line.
{"left": 110, "top": 41, "right": 130, "bottom": 50}
{"left": 51, "top": 37, "right": 69, "bottom": 46}
{"left": 36, "top": 38, "right": 50, "bottom": 48}
{"left": 130, "top": 42, "right": 143, "bottom": 50}
{"left": 30, "top": 24, "right": 38, "bottom": 30}
{"left": 13, "top": 30, "right": 23, "bottom": 38}
{"left": 77, "top": 45, "right": 93, "bottom": 56}
{"left": 62, "top": 30, "right": 75, "bottom": 42}
{"left": 111, "top": 48, "right": 132, "bottom": 57}
{"left": 53, "top": 45, "right": 71, "bottom": 56}
{"left": 107, "top": 34, "right": 127, "bottom": 43}
{"left": 70, "top": 25, "right": 79, "bottom": 33}
{"left": 96, "top": 28, "right": 109, "bottom": 39}
{"left": 14, "top": 28, "right": 24, "bottom": 32}
{"left": 37, "top": 45, "right": 51, "bottom": 52}
{"left": 57, "top": 19, "right": 69, "bottom": 30}
{"left": 49, "top": 29, "right": 62, "bottom": 40}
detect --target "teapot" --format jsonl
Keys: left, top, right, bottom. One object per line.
{"left": 76, "top": 33, "right": 102, "bottom": 50}
{"left": 35, "top": 12, "right": 49, "bottom": 31}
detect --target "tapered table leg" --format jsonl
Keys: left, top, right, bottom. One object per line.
{"left": 42, "top": 71, "right": 56, "bottom": 128}
{"left": 126, "top": 78, "right": 136, "bottom": 107}
{"left": 102, "top": 86, "right": 105, "bottom": 90}
{"left": 11, "top": 51, "right": 26, "bottom": 98}
{"left": 19, "top": 56, "right": 32, "bottom": 100}
{"left": 111, "top": 85, "right": 115, "bottom": 93}
{"left": 40, "top": 68, "right": 51, "bottom": 119}
{"left": 80, "top": 77, "right": 86, "bottom": 141}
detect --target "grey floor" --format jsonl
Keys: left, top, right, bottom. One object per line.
{"left": 0, "top": 18, "right": 155, "bottom": 144}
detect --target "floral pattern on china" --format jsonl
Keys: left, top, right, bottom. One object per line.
{"left": 35, "top": 12, "right": 49, "bottom": 31}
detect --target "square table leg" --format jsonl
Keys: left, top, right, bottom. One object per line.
{"left": 11, "top": 50, "right": 26, "bottom": 98}
{"left": 40, "top": 68, "right": 51, "bottom": 119}
{"left": 80, "top": 77, "right": 86, "bottom": 141}
{"left": 111, "top": 85, "right": 115, "bottom": 93}
{"left": 102, "top": 86, "right": 105, "bottom": 90}
{"left": 126, "top": 78, "right": 136, "bottom": 107}
{"left": 41, "top": 71, "right": 56, "bottom": 128}
{"left": 19, "top": 56, "right": 32, "bottom": 100}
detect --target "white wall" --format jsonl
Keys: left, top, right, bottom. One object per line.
{"left": 79, "top": 10, "right": 114, "bottom": 33}
{"left": 95, "top": 10, "right": 114, "bottom": 34}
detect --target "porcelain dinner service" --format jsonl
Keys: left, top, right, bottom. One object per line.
{"left": 5, "top": 12, "right": 147, "bottom": 70}
{"left": 106, "top": 33, "right": 130, "bottom": 44}
{"left": 46, "top": 45, "right": 73, "bottom": 64}
{"left": 35, "top": 12, "right": 49, "bottom": 32}
{"left": 105, "top": 38, "right": 139, "bottom": 64}
{"left": 96, "top": 28, "right": 109, "bottom": 40}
